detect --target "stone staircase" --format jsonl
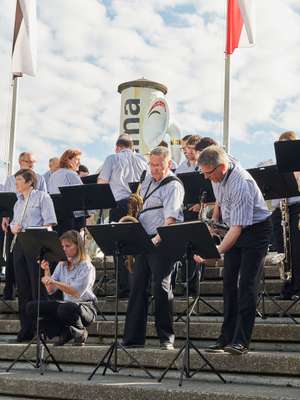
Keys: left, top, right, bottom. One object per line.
{"left": 1, "top": 254, "right": 300, "bottom": 399}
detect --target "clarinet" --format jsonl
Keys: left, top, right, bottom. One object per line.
{"left": 10, "top": 189, "right": 32, "bottom": 253}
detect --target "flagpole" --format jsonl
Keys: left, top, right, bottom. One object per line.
{"left": 223, "top": 54, "right": 231, "bottom": 153}
{"left": 8, "top": 75, "right": 20, "bottom": 175}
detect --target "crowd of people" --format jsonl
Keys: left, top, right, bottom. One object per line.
{"left": 0, "top": 131, "right": 299, "bottom": 355}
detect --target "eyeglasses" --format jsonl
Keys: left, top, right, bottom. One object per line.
{"left": 203, "top": 164, "right": 221, "bottom": 177}
{"left": 20, "top": 159, "right": 35, "bottom": 164}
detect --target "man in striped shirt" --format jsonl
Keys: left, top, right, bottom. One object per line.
{"left": 196, "top": 145, "right": 271, "bottom": 355}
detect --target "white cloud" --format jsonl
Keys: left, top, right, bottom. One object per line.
{"left": 0, "top": 0, "right": 300, "bottom": 178}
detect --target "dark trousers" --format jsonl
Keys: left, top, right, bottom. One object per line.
{"left": 219, "top": 218, "right": 271, "bottom": 348}
{"left": 1, "top": 228, "right": 16, "bottom": 299}
{"left": 271, "top": 204, "right": 300, "bottom": 296}
{"left": 123, "top": 250, "right": 175, "bottom": 345}
{"left": 26, "top": 300, "right": 96, "bottom": 338}
{"left": 13, "top": 240, "right": 48, "bottom": 336}
{"left": 109, "top": 198, "right": 130, "bottom": 295}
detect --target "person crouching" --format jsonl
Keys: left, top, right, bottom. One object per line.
{"left": 27, "top": 230, "right": 97, "bottom": 346}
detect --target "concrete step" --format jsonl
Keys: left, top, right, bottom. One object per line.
{"left": 93, "top": 266, "right": 281, "bottom": 283}
{"left": 1, "top": 369, "right": 300, "bottom": 400}
{"left": 1, "top": 297, "right": 300, "bottom": 317}
{"left": 95, "top": 279, "right": 284, "bottom": 297}
{"left": 1, "top": 344, "right": 300, "bottom": 378}
{"left": 1, "top": 319, "right": 300, "bottom": 344}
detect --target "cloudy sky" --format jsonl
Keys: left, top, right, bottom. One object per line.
{"left": 0, "top": 0, "right": 300, "bottom": 181}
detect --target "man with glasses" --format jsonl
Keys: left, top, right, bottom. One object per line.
{"left": 1, "top": 152, "right": 47, "bottom": 300}
{"left": 195, "top": 145, "right": 271, "bottom": 355}
{"left": 176, "top": 135, "right": 200, "bottom": 174}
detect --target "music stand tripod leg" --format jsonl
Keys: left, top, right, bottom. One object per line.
{"left": 88, "top": 243, "right": 154, "bottom": 380}
{"left": 159, "top": 243, "right": 226, "bottom": 386}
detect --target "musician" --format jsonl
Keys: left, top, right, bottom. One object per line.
{"left": 272, "top": 131, "right": 300, "bottom": 299}
{"left": 43, "top": 157, "right": 60, "bottom": 192}
{"left": 195, "top": 145, "right": 271, "bottom": 355}
{"left": 10, "top": 169, "right": 57, "bottom": 342}
{"left": 179, "top": 134, "right": 192, "bottom": 160}
{"left": 97, "top": 134, "right": 148, "bottom": 297}
{"left": 27, "top": 230, "right": 97, "bottom": 346}
{"left": 78, "top": 164, "right": 89, "bottom": 177}
{"left": 175, "top": 135, "right": 201, "bottom": 174}
{"left": 1, "top": 152, "right": 47, "bottom": 300}
{"left": 122, "top": 146, "right": 184, "bottom": 350}
{"left": 48, "top": 149, "right": 84, "bottom": 234}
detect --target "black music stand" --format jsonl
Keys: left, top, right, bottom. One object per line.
{"left": 274, "top": 143, "right": 300, "bottom": 320}
{"left": 59, "top": 184, "right": 116, "bottom": 304}
{"left": 176, "top": 172, "right": 215, "bottom": 205}
{"left": 274, "top": 140, "right": 300, "bottom": 173}
{"left": 248, "top": 165, "right": 298, "bottom": 322}
{"left": 87, "top": 222, "right": 155, "bottom": 381}
{"left": 157, "top": 221, "right": 226, "bottom": 386}
{"left": 0, "top": 193, "right": 17, "bottom": 311}
{"left": 6, "top": 230, "right": 66, "bottom": 375}
{"left": 81, "top": 174, "right": 98, "bottom": 184}
{"left": 175, "top": 173, "right": 220, "bottom": 317}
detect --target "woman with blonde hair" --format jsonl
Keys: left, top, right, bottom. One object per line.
{"left": 27, "top": 230, "right": 97, "bottom": 346}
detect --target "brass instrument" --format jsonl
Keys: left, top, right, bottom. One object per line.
{"left": 198, "top": 191, "right": 228, "bottom": 245}
{"left": 279, "top": 199, "right": 292, "bottom": 281}
{"left": 119, "top": 170, "right": 147, "bottom": 272}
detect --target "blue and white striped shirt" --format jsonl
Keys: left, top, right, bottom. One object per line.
{"left": 98, "top": 149, "right": 148, "bottom": 202}
{"left": 10, "top": 190, "right": 57, "bottom": 231}
{"left": 212, "top": 164, "right": 271, "bottom": 227}
{"left": 139, "top": 172, "right": 184, "bottom": 235}
{"left": 3, "top": 173, "right": 47, "bottom": 193}
{"left": 51, "top": 260, "right": 96, "bottom": 303}
{"left": 176, "top": 159, "right": 198, "bottom": 174}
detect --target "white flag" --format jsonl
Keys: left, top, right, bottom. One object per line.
{"left": 12, "top": 0, "right": 37, "bottom": 77}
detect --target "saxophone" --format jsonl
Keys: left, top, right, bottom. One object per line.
{"left": 279, "top": 199, "right": 292, "bottom": 281}
{"left": 198, "top": 191, "right": 228, "bottom": 245}
{"left": 119, "top": 170, "right": 147, "bottom": 272}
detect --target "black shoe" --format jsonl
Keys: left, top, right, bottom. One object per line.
{"left": 205, "top": 341, "right": 226, "bottom": 353}
{"left": 53, "top": 329, "right": 72, "bottom": 347}
{"left": 70, "top": 326, "right": 88, "bottom": 346}
{"left": 224, "top": 343, "right": 248, "bottom": 355}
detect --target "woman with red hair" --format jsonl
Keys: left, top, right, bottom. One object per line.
{"left": 48, "top": 149, "right": 85, "bottom": 234}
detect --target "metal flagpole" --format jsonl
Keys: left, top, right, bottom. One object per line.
{"left": 223, "top": 54, "right": 231, "bottom": 153}
{"left": 7, "top": 75, "right": 20, "bottom": 176}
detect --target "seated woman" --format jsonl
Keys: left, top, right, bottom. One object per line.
{"left": 27, "top": 230, "right": 97, "bottom": 346}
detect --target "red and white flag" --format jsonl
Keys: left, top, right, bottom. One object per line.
{"left": 226, "top": 0, "right": 255, "bottom": 55}
{"left": 12, "top": 0, "right": 37, "bottom": 76}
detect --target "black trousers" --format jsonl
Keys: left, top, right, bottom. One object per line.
{"left": 1, "top": 228, "right": 16, "bottom": 299}
{"left": 26, "top": 300, "right": 96, "bottom": 338}
{"left": 271, "top": 204, "right": 300, "bottom": 296}
{"left": 123, "top": 249, "right": 175, "bottom": 345}
{"left": 13, "top": 240, "right": 48, "bottom": 336}
{"left": 218, "top": 218, "right": 272, "bottom": 348}
{"left": 109, "top": 198, "right": 130, "bottom": 295}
